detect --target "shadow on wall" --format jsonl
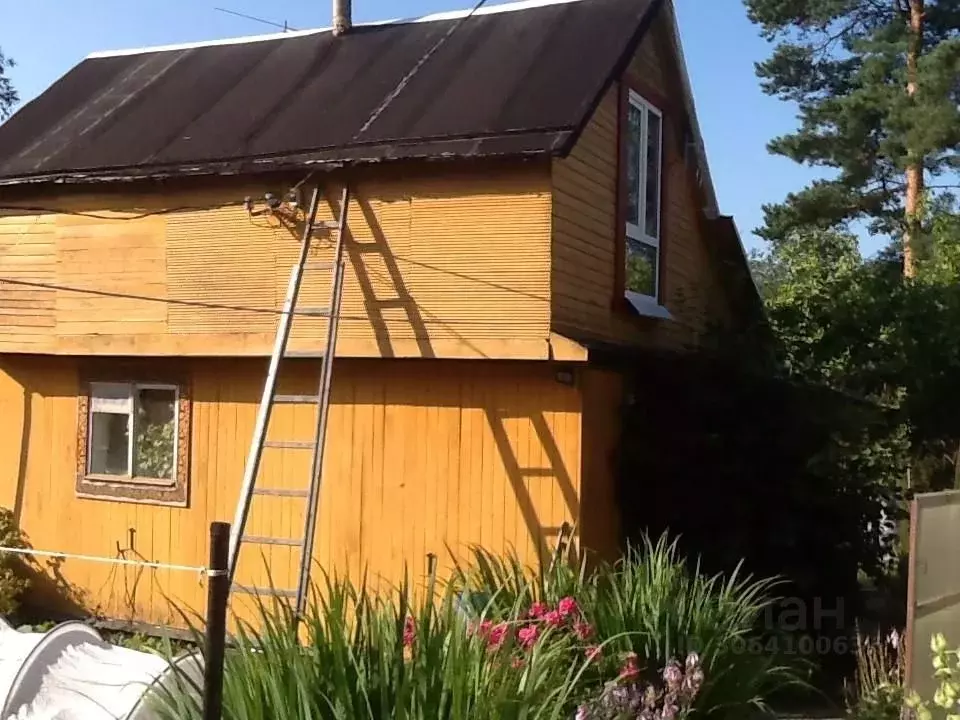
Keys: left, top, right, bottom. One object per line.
{"left": 195, "top": 358, "right": 581, "bottom": 577}
{"left": 0, "top": 354, "right": 581, "bottom": 617}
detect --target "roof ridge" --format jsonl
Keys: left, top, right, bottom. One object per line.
{"left": 85, "top": 0, "right": 587, "bottom": 59}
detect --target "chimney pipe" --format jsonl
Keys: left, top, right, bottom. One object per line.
{"left": 333, "top": 0, "right": 352, "bottom": 35}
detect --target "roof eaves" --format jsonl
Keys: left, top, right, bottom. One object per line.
{"left": 0, "top": 131, "right": 567, "bottom": 187}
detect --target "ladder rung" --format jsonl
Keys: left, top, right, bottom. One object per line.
{"left": 296, "top": 307, "right": 331, "bottom": 317}
{"left": 232, "top": 584, "right": 297, "bottom": 599}
{"left": 274, "top": 394, "right": 320, "bottom": 404}
{"left": 312, "top": 221, "right": 340, "bottom": 232}
{"left": 283, "top": 350, "right": 326, "bottom": 359}
{"left": 264, "top": 440, "right": 314, "bottom": 450}
{"left": 253, "top": 487, "right": 310, "bottom": 498}
{"left": 241, "top": 535, "right": 303, "bottom": 547}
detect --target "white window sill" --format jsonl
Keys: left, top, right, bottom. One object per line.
{"left": 625, "top": 291, "right": 673, "bottom": 320}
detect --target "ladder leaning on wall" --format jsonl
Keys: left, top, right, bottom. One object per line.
{"left": 226, "top": 184, "right": 350, "bottom": 617}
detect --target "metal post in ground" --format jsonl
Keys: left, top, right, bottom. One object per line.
{"left": 203, "top": 522, "right": 230, "bottom": 720}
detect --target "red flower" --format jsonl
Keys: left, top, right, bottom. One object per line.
{"left": 517, "top": 624, "right": 539, "bottom": 649}
{"left": 488, "top": 623, "right": 509, "bottom": 650}
{"left": 619, "top": 652, "right": 640, "bottom": 681}
{"left": 543, "top": 610, "right": 564, "bottom": 627}
{"left": 528, "top": 602, "right": 549, "bottom": 619}
{"left": 403, "top": 616, "right": 416, "bottom": 648}
{"left": 573, "top": 621, "right": 594, "bottom": 641}
{"left": 585, "top": 645, "right": 602, "bottom": 662}
{"left": 557, "top": 596, "right": 579, "bottom": 620}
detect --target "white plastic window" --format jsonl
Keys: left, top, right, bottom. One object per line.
{"left": 88, "top": 382, "right": 178, "bottom": 482}
{"left": 624, "top": 90, "right": 663, "bottom": 301}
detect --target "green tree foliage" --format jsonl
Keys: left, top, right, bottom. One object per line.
{"left": 744, "top": 0, "right": 960, "bottom": 270}
{"left": 0, "top": 48, "right": 17, "bottom": 121}
{"left": 751, "top": 222, "right": 960, "bottom": 491}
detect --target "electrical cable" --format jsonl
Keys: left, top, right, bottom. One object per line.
{"left": 0, "top": 200, "right": 249, "bottom": 221}
{"left": 0, "top": 276, "right": 532, "bottom": 326}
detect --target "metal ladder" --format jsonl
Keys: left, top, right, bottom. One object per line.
{"left": 227, "top": 184, "right": 350, "bottom": 617}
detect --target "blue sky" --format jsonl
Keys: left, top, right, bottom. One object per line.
{"left": 2, "top": 0, "right": 826, "bottom": 252}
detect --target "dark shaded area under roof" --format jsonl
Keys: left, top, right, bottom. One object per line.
{"left": 0, "top": 0, "right": 657, "bottom": 184}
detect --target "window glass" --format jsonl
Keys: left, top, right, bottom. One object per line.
{"left": 626, "top": 103, "right": 643, "bottom": 228}
{"left": 89, "top": 411, "right": 130, "bottom": 476}
{"left": 626, "top": 238, "right": 657, "bottom": 297}
{"left": 644, "top": 111, "right": 661, "bottom": 240}
{"left": 133, "top": 387, "right": 177, "bottom": 480}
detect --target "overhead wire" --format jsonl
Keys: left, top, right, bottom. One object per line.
{"left": 0, "top": 276, "right": 536, "bottom": 326}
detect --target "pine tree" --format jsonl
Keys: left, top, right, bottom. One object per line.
{"left": 745, "top": 0, "right": 960, "bottom": 277}
{"left": 0, "top": 48, "right": 17, "bottom": 121}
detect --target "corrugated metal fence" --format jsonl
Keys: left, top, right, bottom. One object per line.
{"left": 905, "top": 490, "right": 960, "bottom": 702}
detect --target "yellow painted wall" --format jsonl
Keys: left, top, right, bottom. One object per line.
{"left": 0, "top": 167, "right": 553, "bottom": 360}
{"left": 551, "top": 12, "right": 731, "bottom": 350}
{"left": 0, "top": 355, "right": 581, "bottom": 626}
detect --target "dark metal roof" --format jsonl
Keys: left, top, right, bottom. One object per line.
{"left": 0, "top": 0, "right": 658, "bottom": 185}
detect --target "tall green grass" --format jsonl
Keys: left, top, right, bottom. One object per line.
{"left": 155, "top": 534, "right": 800, "bottom": 719}
{"left": 154, "top": 572, "right": 590, "bottom": 720}
{"left": 453, "top": 533, "right": 807, "bottom": 718}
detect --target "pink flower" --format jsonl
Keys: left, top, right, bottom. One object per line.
{"left": 619, "top": 652, "right": 640, "bottom": 681}
{"left": 487, "top": 623, "right": 509, "bottom": 650}
{"left": 543, "top": 610, "right": 564, "bottom": 627}
{"left": 557, "top": 596, "right": 579, "bottom": 620}
{"left": 585, "top": 645, "right": 602, "bottom": 663}
{"left": 517, "top": 624, "right": 539, "bottom": 649}
{"left": 573, "top": 621, "right": 594, "bottom": 641}
{"left": 528, "top": 602, "right": 549, "bottom": 619}
{"left": 470, "top": 620, "right": 492, "bottom": 639}
{"left": 403, "top": 616, "right": 416, "bottom": 648}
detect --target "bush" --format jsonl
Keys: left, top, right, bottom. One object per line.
{"left": 0, "top": 508, "right": 28, "bottom": 616}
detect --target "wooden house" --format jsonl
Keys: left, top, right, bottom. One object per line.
{"left": 0, "top": 0, "right": 758, "bottom": 626}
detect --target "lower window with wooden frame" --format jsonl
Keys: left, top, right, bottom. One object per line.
{"left": 76, "top": 367, "right": 191, "bottom": 506}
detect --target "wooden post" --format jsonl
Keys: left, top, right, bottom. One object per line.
{"left": 204, "top": 522, "right": 230, "bottom": 720}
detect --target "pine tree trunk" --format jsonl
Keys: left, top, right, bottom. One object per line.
{"left": 904, "top": 0, "right": 924, "bottom": 279}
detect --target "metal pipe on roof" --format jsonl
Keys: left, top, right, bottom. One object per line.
{"left": 333, "top": 0, "right": 352, "bottom": 35}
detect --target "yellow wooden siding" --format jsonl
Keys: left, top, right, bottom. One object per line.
{"left": 0, "top": 356, "right": 581, "bottom": 626}
{"left": 551, "top": 13, "right": 729, "bottom": 350}
{"left": 0, "top": 169, "right": 552, "bottom": 359}
{"left": 0, "top": 213, "right": 56, "bottom": 352}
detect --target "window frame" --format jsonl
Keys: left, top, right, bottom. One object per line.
{"left": 77, "top": 364, "right": 191, "bottom": 507}
{"left": 85, "top": 381, "right": 180, "bottom": 485}
{"left": 625, "top": 89, "right": 663, "bottom": 302}
{"left": 615, "top": 80, "right": 670, "bottom": 316}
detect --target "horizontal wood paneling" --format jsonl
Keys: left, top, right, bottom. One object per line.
{"left": 0, "top": 169, "right": 552, "bottom": 360}
{"left": 0, "top": 213, "right": 56, "bottom": 352}
{"left": 550, "top": 12, "right": 731, "bottom": 350}
{"left": 0, "top": 356, "right": 581, "bottom": 626}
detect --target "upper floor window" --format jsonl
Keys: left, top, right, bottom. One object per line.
{"left": 624, "top": 90, "right": 662, "bottom": 300}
